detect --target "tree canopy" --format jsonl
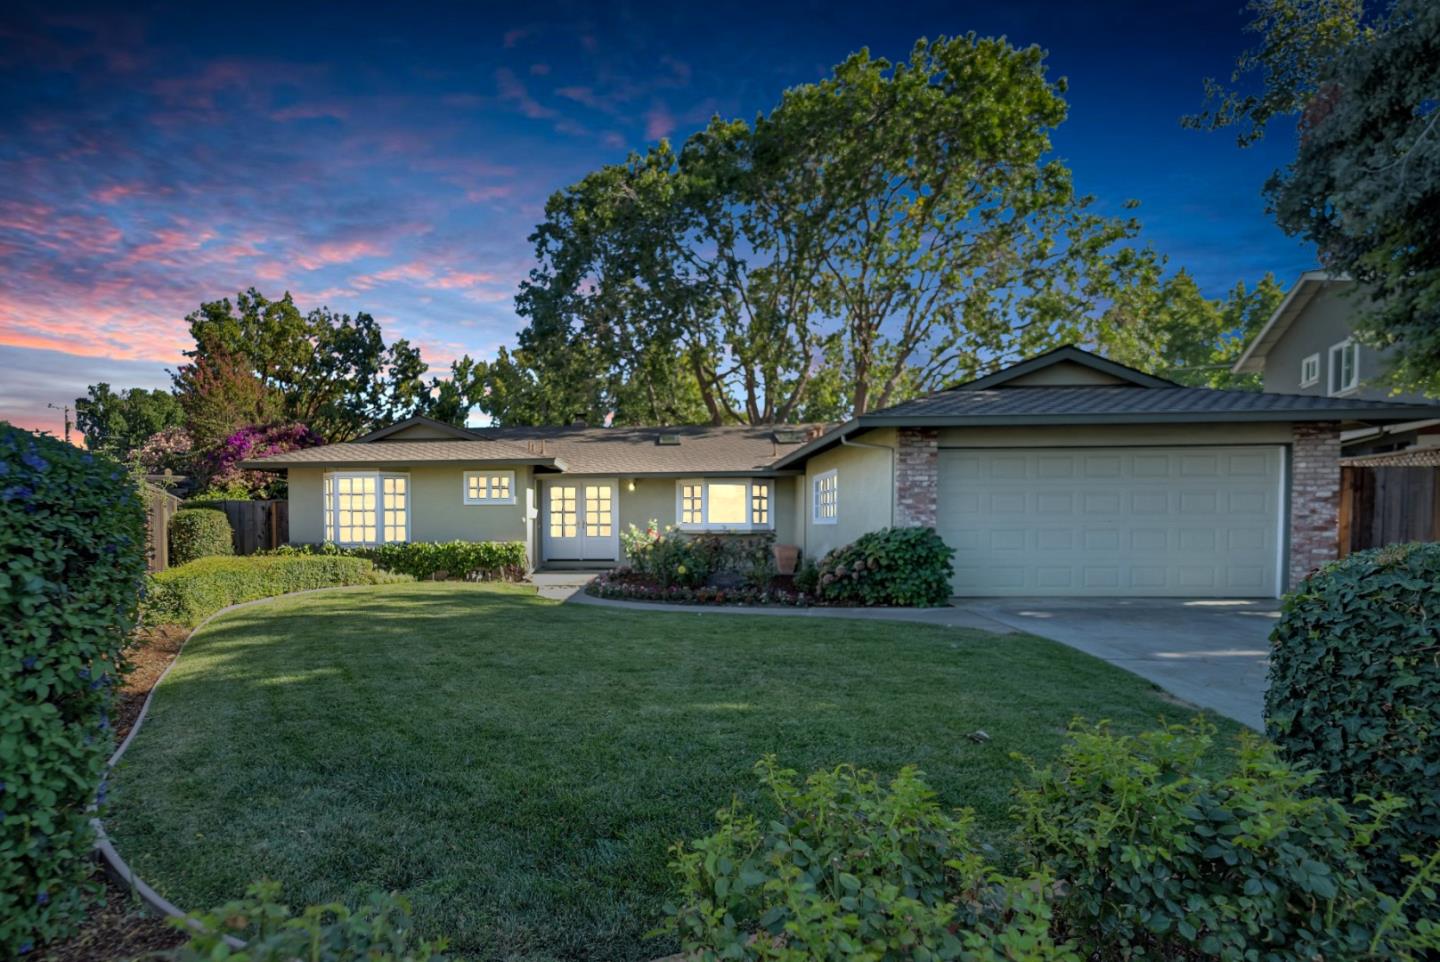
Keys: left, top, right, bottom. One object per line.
{"left": 1189, "top": 0, "right": 1440, "bottom": 394}
{"left": 75, "top": 384, "right": 183, "bottom": 459}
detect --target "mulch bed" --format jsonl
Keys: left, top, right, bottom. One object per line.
{"left": 33, "top": 627, "right": 192, "bottom": 962}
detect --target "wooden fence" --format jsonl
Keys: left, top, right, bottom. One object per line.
{"left": 204, "top": 499, "right": 290, "bottom": 555}
{"left": 143, "top": 483, "right": 183, "bottom": 572}
{"left": 1338, "top": 465, "right": 1440, "bottom": 557}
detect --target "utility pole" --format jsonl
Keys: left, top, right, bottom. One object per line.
{"left": 47, "top": 402, "right": 73, "bottom": 445}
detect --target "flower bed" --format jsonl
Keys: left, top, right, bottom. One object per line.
{"left": 587, "top": 569, "right": 817, "bottom": 606}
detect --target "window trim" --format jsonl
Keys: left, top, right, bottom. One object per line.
{"left": 323, "top": 470, "right": 410, "bottom": 546}
{"left": 1299, "top": 352, "right": 1321, "bottom": 388}
{"left": 1328, "top": 339, "right": 1359, "bottom": 396}
{"left": 812, "top": 469, "right": 839, "bottom": 526}
{"left": 462, "top": 469, "right": 517, "bottom": 505}
{"left": 673, "top": 478, "right": 774, "bottom": 532}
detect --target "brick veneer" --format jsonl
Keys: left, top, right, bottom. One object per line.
{"left": 895, "top": 428, "right": 939, "bottom": 528}
{"left": 1289, "top": 422, "right": 1341, "bottom": 588}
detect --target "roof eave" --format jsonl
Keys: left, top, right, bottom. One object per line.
{"left": 238, "top": 456, "right": 565, "bottom": 470}
{"left": 858, "top": 406, "right": 1440, "bottom": 427}
{"left": 1231, "top": 271, "right": 1340, "bottom": 374}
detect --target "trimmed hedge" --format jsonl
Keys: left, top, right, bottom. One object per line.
{"left": 268, "top": 540, "right": 528, "bottom": 581}
{"left": 0, "top": 424, "right": 146, "bottom": 955}
{"left": 168, "top": 507, "right": 234, "bottom": 566}
{"left": 1266, "top": 541, "right": 1440, "bottom": 893}
{"left": 142, "top": 555, "right": 403, "bottom": 627}
{"left": 817, "top": 526, "right": 955, "bottom": 607}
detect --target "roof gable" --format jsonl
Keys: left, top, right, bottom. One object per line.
{"left": 352, "top": 415, "right": 478, "bottom": 443}
{"left": 951, "top": 345, "right": 1176, "bottom": 391}
{"left": 1232, "top": 271, "right": 1352, "bottom": 374}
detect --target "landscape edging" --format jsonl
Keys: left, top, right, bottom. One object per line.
{"left": 92, "top": 582, "right": 386, "bottom": 947}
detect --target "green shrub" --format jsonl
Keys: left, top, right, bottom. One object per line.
{"left": 143, "top": 555, "right": 398, "bottom": 627}
{"left": 1013, "top": 719, "right": 1404, "bottom": 962}
{"left": 0, "top": 424, "right": 146, "bottom": 955}
{"left": 169, "top": 507, "right": 234, "bottom": 566}
{"left": 666, "top": 757, "right": 1075, "bottom": 962}
{"left": 817, "top": 526, "right": 955, "bottom": 606}
{"left": 171, "top": 881, "right": 447, "bottom": 961}
{"left": 266, "top": 541, "right": 527, "bottom": 581}
{"left": 1266, "top": 541, "right": 1440, "bottom": 894}
{"left": 793, "top": 557, "right": 819, "bottom": 594}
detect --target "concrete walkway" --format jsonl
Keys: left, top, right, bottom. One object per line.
{"left": 538, "top": 574, "right": 1275, "bottom": 729}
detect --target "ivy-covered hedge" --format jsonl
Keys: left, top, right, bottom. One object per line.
{"left": 267, "top": 540, "right": 528, "bottom": 581}
{"left": 0, "top": 425, "right": 146, "bottom": 955}
{"left": 817, "top": 526, "right": 955, "bottom": 607}
{"left": 142, "top": 555, "right": 402, "bottom": 627}
{"left": 168, "top": 507, "right": 234, "bottom": 566}
{"left": 1266, "top": 541, "right": 1440, "bottom": 893}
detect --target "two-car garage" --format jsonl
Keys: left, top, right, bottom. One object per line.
{"left": 937, "top": 445, "right": 1285, "bottom": 597}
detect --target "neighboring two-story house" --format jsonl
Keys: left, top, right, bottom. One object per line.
{"left": 1232, "top": 271, "right": 1438, "bottom": 455}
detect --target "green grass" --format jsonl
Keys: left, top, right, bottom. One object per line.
{"left": 109, "top": 582, "right": 1241, "bottom": 961}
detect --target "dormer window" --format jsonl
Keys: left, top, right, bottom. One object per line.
{"left": 1328, "top": 340, "right": 1359, "bottom": 395}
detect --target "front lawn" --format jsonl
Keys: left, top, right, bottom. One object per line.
{"left": 109, "top": 582, "right": 1240, "bottom": 961}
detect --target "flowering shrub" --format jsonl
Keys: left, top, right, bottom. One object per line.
{"left": 587, "top": 570, "right": 813, "bottom": 606}
{"left": 1, "top": 425, "right": 146, "bottom": 955}
{"left": 618, "top": 520, "right": 707, "bottom": 587}
{"left": 818, "top": 527, "right": 954, "bottom": 606}
{"left": 129, "top": 424, "right": 194, "bottom": 478}
{"left": 205, "top": 423, "right": 324, "bottom": 498}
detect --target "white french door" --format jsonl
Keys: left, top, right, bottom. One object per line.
{"left": 541, "top": 479, "right": 618, "bottom": 561}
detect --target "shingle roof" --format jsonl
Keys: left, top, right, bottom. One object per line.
{"left": 865, "top": 385, "right": 1440, "bottom": 423}
{"left": 475, "top": 424, "right": 816, "bottom": 474}
{"left": 244, "top": 424, "right": 821, "bottom": 474}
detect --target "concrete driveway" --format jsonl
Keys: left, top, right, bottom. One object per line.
{"left": 960, "top": 598, "right": 1281, "bottom": 730}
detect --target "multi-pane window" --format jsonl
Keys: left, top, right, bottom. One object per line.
{"left": 1328, "top": 340, "right": 1359, "bottom": 395}
{"left": 463, "top": 470, "right": 515, "bottom": 504}
{"left": 675, "top": 479, "right": 773, "bottom": 530}
{"left": 324, "top": 472, "right": 408, "bottom": 545}
{"left": 584, "top": 484, "right": 613, "bottom": 538}
{"left": 549, "top": 485, "right": 577, "bottom": 539}
{"left": 751, "top": 482, "right": 770, "bottom": 526}
{"left": 1300, "top": 353, "right": 1320, "bottom": 388}
{"left": 812, "top": 469, "right": 838, "bottom": 524}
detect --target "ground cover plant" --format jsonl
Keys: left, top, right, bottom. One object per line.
{"left": 106, "top": 581, "right": 1239, "bottom": 961}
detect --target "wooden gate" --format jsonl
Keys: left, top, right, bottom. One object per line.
{"left": 1338, "top": 464, "right": 1440, "bottom": 557}
{"left": 143, "top": 483, "right": 183, "bottom": 572}
{"left": 204, "top": 499, "right": 290, "bottom": 555}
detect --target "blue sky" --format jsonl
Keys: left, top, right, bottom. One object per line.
{"left": 0, "top": 0, "right": 1314, "bottom": 435}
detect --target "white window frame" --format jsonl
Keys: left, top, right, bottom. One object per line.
{"left": 812, "top": 469, "right": 838, "bottom": 525}
{"left": 673, "top": 478, "right": 774, "bottom": 532}
{"left": 1328, "top": 339, "right": 1360, "bottom": 396}
{"left": 1299, "top": 353, "right": 1320, "bottom": 388}
{"left": 323, "top": 471, "right": 410, "bottom": 546}
{"left": 462, "top": 470, "right": 516, "bottom": 505}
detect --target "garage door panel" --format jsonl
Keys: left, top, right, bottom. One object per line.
{"left": 938, "top": 446, "right": 1282, "bottom": 598}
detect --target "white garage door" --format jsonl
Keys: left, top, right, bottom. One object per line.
{"left": 938, "top": 446, "right": 1284, "bottom": 597}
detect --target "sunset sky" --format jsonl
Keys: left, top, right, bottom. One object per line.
{"left": 0, "top": 0, "right": 1314, "bottom": 437}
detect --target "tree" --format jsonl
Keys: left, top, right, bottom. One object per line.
{"left": 498, "top": 35, "right": 1154, "bottom": 425}
{"left": 174, "top": 350, "right": 283, "bottom": 452}
{"left": 1188, "top": 0, "right": 1440, "bottom": 394}
{"left": 74, "top": 384, "right": 183, "bottom": 458}
{"left": 177, "top": 289, "right": 431, "bottom": 440}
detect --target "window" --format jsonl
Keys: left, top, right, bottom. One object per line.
{"left": 323, "top": 472, "right": 408, "bottom": 545}
{"left": 1300, "top": 353, "right": 1320, "bottom": 388}
{"left": 1328, "top": 340, "right": 1359, "bottom": 395}
{"left": 674, "top": 479, "right": 773, "bottom": 530}
{"left": 812, "top": 469, "right": 838, "bottom": 525}
{"left": 463, "top": 470, "right": 515, "bottom": 504}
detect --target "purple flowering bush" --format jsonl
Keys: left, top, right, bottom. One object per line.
{"left": 0, "top": 424, "right": 146, "bottom": 954}
{"left": 204, "top": 423, "right": 323, "bottom": 498}
{"left": 129, "top": 424, "right": 194, "bottom": 479}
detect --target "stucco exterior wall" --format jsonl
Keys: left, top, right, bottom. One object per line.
{"left": 1264, "top": 286, "right": 1429, "bottom": 402}
{"left": 801, "top": 428, "right": 896, "bottom": 561}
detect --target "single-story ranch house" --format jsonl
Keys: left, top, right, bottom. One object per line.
{"left": 246, "top": 346, "right": 1440, "bottom": 598}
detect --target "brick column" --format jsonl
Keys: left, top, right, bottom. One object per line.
{"left": 1289, "top": 422, "right": 1341, "bottom": 588}
{"left": 895, "top": 428, "right": 939, "bottom": 528}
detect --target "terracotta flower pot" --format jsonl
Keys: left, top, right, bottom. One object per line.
{"left": 773, "top": 543, "right": 800, "bottom": 576}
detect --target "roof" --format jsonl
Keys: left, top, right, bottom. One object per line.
{"left": 1341, "top": 447, "right": 1440, "bottom": 468}
{"left": 772, "top": 344, "right": 1440, "bottom": 469}
{"left": 1232, "top": 271, "right": 1350, "bottom": 374}
{"left": 243, "top": 417, "right": 822, "bottom": 474}
{"left": 951, "top": 345, "right": 1178, "bottom": 390}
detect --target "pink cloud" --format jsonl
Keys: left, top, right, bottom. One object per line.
{"left": 496, "top": 67, "right": 555, "bottom": 120}
{"left": 270, "top": 101, "right": 349, "bottom": 122}
{"left": 464, "top": 184, "right": 514, "bottom": 202}
{"left": 92, "top": 183, "right": 144, "bottom": 204}
{"left": 293, "top": 238, "right": 388, "bottom": 271}
{"left": 645, "top": 102, "right": 676, "bottom": 141}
